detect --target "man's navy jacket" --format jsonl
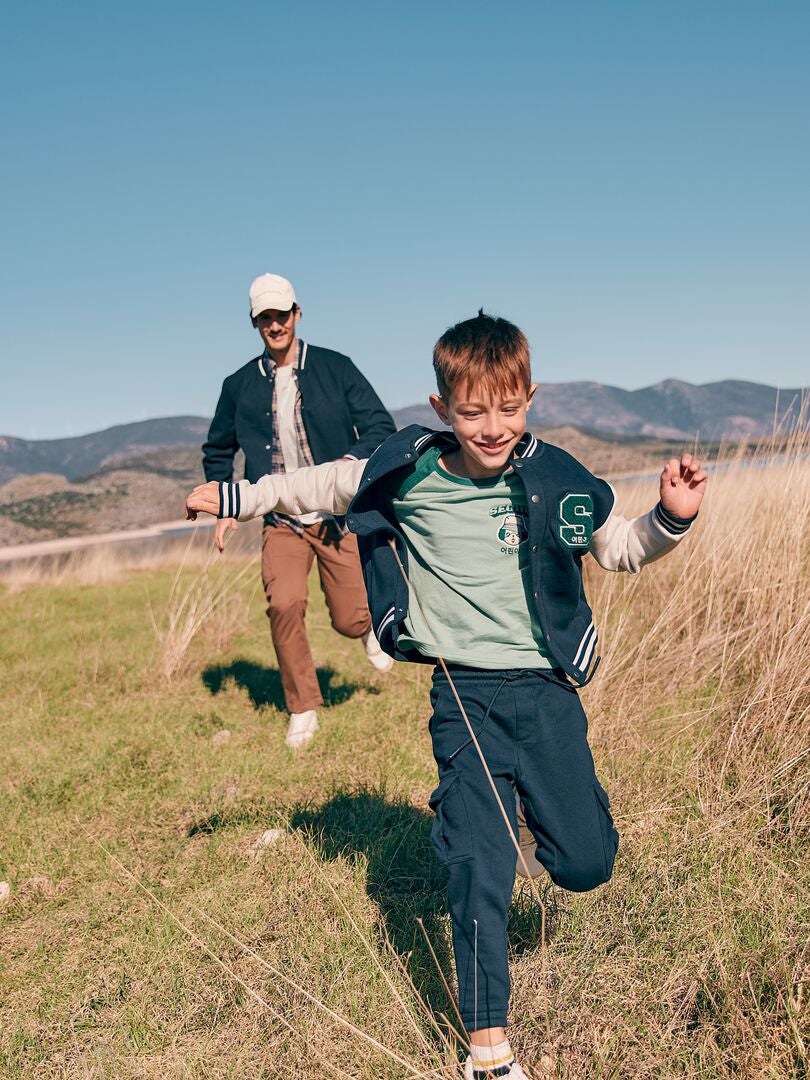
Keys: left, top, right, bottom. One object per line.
{"left": 202, "top": 342, "right": 396, "bottom": 489}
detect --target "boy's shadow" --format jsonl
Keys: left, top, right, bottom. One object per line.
{"left": 290, "top": 791, "right": 457, "bottom": 1027}
{"left": 202, "top": 658, "right": 372, "bottom": 711}
{"left": 290, "top": 792, "right": 553, "bottom": 1035}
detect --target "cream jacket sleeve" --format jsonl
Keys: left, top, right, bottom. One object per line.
{"left": 590, "top": 485, "right": 693, "bottom": 573}
{"left": 221, "top": 467, "right": 694, "bottom": 573}
{"left": 222, "top": 459, "right": 368, "bottom": 521}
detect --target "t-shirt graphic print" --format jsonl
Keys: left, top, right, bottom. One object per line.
{"left": 388, "top": 446, "right": 552, "bottom": 669}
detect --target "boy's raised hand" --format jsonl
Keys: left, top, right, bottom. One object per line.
{"left": 185, "top": 480, "right": 221, "bottom": 521}
{"left": 659, "top": 453, "right": 708, "bottom": 519}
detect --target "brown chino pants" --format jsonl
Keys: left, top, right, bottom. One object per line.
{"left": 261, "top": 521, "right": 371, "bottom": 714}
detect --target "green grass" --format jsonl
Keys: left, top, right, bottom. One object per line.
{"left": 0, "top": 546, "right": 807, "bottom": 1078}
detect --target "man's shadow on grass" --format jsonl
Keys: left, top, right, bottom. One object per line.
{"left": 290, "top": 791, "right": 459, "bottom": 1029}
{"left": 202, "top": 658, "right": 374, "bottom": 712}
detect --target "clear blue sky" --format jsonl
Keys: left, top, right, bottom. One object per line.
{"left": 1, "top": 1, "right": 808, "bottom": 438}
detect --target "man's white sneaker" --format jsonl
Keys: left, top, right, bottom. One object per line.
{"left": 464, "top": 1057, "right": 528, "bottom": 1080}
{"left": 285, "top": 710, "right": 319, "bottom": 749}
{"left": 515, "top": 789, "right": 544, "bottom": 879}
{"left": 361, "top": 629, "right": 394, "bottom": 673}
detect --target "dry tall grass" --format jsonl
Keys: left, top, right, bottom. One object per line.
{"left": 0, "top": 542, "right": 186, "bottom": 590}
{"left": 0, "top": 526, "right": 251, "bottom": 590}
{"left": 590, "top": 430, "right": 809, "bottom": 797}
{"left": 528, "top": 429, "right": 810, "bottom": 1077}
{"left": 152, "top": 531, "right": 260, "bottom": 680}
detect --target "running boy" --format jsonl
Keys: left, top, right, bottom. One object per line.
{"left": 186, "top": 312, "right": 708, "bottom": 1078}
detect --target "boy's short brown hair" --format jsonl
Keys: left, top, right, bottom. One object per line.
{"left": 433, "top": 310, "right": 531, "bottom": 400}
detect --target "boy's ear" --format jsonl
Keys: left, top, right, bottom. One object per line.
{"left": 526, "top": 383, "right": 538, "bottom": 407}
{"left": 429, "top": 393, "right": 450, "bottom": 426}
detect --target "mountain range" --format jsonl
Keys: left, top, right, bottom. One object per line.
{"left": 1, "top": 379, "right": 806, "bottom": 485}
{"left": 392, "top": 378, "right": 808, "bottom": 442}
{"left": 0, "top": 416, "right": 210, "bottom": 484}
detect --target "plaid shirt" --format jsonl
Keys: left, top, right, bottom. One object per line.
{"left": 264, "top": 343, "right": 319, "bottom": 536}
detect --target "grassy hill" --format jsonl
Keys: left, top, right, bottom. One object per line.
{"left": 1, "top": 440, "right": 807, "bottom": 1077}
{"left": 0, "top": 448, "right": 243, "bottom": 545}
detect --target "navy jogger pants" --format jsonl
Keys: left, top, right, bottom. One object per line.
{"left": 428, "top": 666, "right": 619, "bottom": 1032}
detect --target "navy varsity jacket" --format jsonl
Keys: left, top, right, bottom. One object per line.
{"left": 345, "top": 426, "right": 692, "bottom": 685}
{"left": 202, "top": 342, "right": 396, "bottom": 485}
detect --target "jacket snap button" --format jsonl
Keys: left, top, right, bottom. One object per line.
{"left": 405, "top": 452, "right": 412, "bottom": 459}
{"left": 265, "top": 444, "right": 271, "bottom": 450}
{"left": 531, "top": 545, "right": 537, "bottom": 553}
{"left": 531, "top": 494, "right": 540, "bottom": 503}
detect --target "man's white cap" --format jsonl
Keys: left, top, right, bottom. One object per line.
{"left": 249, "top": 273, "right": 296, "bottom": 318}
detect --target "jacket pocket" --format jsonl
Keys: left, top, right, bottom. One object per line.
{"left": 428, "top": 772, "right": 474, "bottom": 866}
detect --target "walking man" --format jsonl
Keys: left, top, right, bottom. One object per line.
{"left": 202, "top": 273, "right": 396, "bottom": 747}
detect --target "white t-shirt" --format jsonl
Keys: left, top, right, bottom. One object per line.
{"left": 274, "top": 365, "right": 324, "bottom": 526}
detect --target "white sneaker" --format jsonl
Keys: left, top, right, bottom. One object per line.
{"left": 515, "top": 790, "right": 544, "bottom": 879}
{"left": 285, "top": 710, "right": 319, "bottom": 749}
{"left": 464, "top": 1057, "right": 528, "bottom": 1079}
{"left": 361, "top": 629, "right": 394, "bottom": 673}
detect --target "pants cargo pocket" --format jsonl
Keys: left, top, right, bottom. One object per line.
{"left": 593, "top": 781, "right": 619, "bottom": 880}
{"left": 429, "top": 772, "right": 474, "bottom": 866}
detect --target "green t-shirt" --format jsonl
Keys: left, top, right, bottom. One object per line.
{"left": 388, "top": 446, "right": 552, "bottom": 669}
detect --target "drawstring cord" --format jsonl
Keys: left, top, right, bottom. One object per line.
{"left": 446, "top": 666, "right": 576, "bottom": 763}
{"left": 387, "top": 537, "right": 552, "bottom": 1050}
{"left": 448, "top": 677, "right": 508, "bottom": 762}
{"left": 386, "top": 540, "right": 547, "bottom": 897}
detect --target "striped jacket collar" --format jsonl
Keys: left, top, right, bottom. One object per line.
{"left": 257, "top": 340, "right": 308, "bottom": 377}
{"left": 411, "top": 427, "right": 540, "bottom": 460}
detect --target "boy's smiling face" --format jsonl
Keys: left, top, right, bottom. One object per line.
{"left": 429, "top": 381, "right": 537, "bottom": 479}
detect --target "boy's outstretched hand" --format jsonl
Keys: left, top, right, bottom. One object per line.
{"left": 659, "top": 453, "right": 708, "bottom": 519}
{"left": 185, "top": 480, "right": 221, "bottom": 521}
{"left": 186, "top": 488, "right": 240, "bottom": 557}
{"left": 186, "top": 481, "right": 239, "bottom": 552}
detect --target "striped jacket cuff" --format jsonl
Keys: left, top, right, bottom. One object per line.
{"left": 654, "top": 502, "right": 696, "bottom": 536}
{"left": 218, "top": 481, "right": 243, "bottom": 520}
